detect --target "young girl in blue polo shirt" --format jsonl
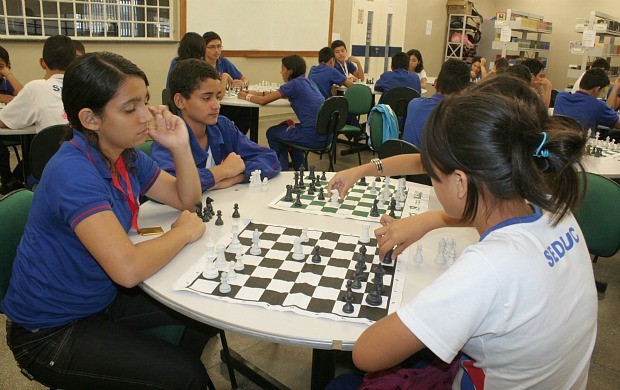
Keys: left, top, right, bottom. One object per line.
{"left": 238, "top": 55, "right": 325, "bottom": 170}
{"left": 1, "top": 52, "right": 214, "bottom": 389}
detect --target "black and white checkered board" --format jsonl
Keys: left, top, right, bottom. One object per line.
{"left": 174, "top": 222, "right": 407, "bottom": 325}
{"left": 269, "top": 175, "right": 430, "bottom": 222}
{"left": 586, "top": 141, "right": 620, "bottom": 159}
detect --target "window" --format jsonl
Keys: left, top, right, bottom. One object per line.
{"left": 0, "top": 0, "right": 173, "bottom": 40}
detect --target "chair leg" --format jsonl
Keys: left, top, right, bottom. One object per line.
{"left": 219, "top": 330, "right": 238, "bottom": 389}
{"left": 10, "top": 145, "right": 21, "bottom": 163}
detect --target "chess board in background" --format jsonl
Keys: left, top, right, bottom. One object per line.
{"left": 269, "top": 174, "right": 431, "bottom": 222}
{"left": 173, "top": 221, "right": 408, "bottom": 325}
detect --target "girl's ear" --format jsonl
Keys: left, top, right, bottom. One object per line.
{"left": 78, "top": 108, "right": 100, "bottom": 131}
{"left": 454, "top": 169, "right": 468, "bottom": 199}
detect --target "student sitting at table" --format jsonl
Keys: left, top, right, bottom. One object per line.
{"left": 554, "top": 68, "right": 620, "bottom": 131}
{"left": 571, "top": 58, "right": 609, "bottom": 94}
{"left": 402, "top": 59, "right": 470, "bottom": 146}
{"left": 308, "top": 47, "right": 354, "bottom": 99}
{"left": 0, "top": 45, "right": 23, "bottom": 103}
{"left": 0, "top": 35, "right": 74, "bottom": 192}
{"left": 406, "top": 49, "right": 427, "bottom": 89}
{"left": 331, "top": 39, "right": 365, "bottom": 83}
{"left": 469, "top": 56, "right": 487, "bottom": 82}
{"left": 152, "top": 59, "right": 280, "bottom": 191}
{"left": 0, "top": 51, "right": 215, "bottom": 389}
{"left": 374, "top": 52, "right": 421, "bottom": 95}
{"left": 483, "top": 56, "right": 509, "bottom": 79}
{"left": 522, "top": 58, "right": 553, "bottom": 108}
{"left": 328, "top": 76, "right": 596, "bottom": 390}
{"left": 203, "top": 31, "right": 247, "bottom": 88}
{"left": 238, "top": 55, "right": 325, "bottom": 171}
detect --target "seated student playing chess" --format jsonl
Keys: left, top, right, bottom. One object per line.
{"left": 374, "top": 52, "right": 421, "bottom": 95}
{"left": 0, "top": 52, "right": 217, "bottom": 389}
{"left": 203, "top": 31, "right": 247, "bottom": 88}
{"left": 328, "top": 76, "right": 596, "bottom": 388}
{"left": 238, "top": 55, "right": 325, "bottom": 171}
{"left": 554, "top": 68, "right": 620, "bottom": 131}
{"left": 522, "top": 58, "right": 553, "bottom": 108}
{"left": 402, "top": 58, "right": 470, "bottom": 146}
{"left": 331, "top": 39, "right": 365, "bottom": 82}
{"left": 469, "top": 56, "right": 487, "bottom": 82}
{"left": 406, "top": 49, "right": 427, "bottom": 89}
{"left": 152, "top": 59, "right": 280, "bottom": 191}
{"left": 308, "top": 46, "right": 354, "bottom": 99}
{"left": 0, "top": 35, "right": 74, "bottom": 192}
{"left": 0, "top": 45, "right": 23, "bottom": 103}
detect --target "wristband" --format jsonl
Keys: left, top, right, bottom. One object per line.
{"left": 246, "top": 94, "right": 254, "bottom": 102}
{"left": 370, "top": 158, "right": 383, "bottom": 175}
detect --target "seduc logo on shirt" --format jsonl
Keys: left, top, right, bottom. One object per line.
{"left": 52, "top": 85, "right": 62, "bottom": 92}
{"left": 544, "top": 226, "right": 580, "bottom": 267}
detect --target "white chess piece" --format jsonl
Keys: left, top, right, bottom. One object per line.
{"left": 229, "top": 223, "right": 241, "bottom": 252}
{"left": 233, "top": 251, "right": 245, "bottom": 272}
{"left": 359, "top": 223, "right": 370, "bottom": 244}
{"left": 261, "top": 177, "right": 269, "bottom": 192}
{"left": 414, "top": 245, "right": 423, "bottom": 263}
{"left": 330, "top": 189, "right": 339, "bottom": 206}
{"left": 202, "top": 256, "right": 219, "bottom": 279}
{"left": 250, "top": 229, "right": 261, "bottom": 255}
{"left": 292, "top": 237, "right": 305, "bottom": 261}
{"left": 206, "top": 238, "right": 215, "bottom": 259}
{"left": 301, "top": 227, "right": 309, "bottom": 243}
{"left": 435, "top": 238, "right": 446, "bottom": 264}
{"left": 219, "top": 272, "right": 231, "bottom": 293}
{"left": 216, "top": 244, "right": 227, "bottom": 268}
{"left": 228, "top": 262, "right": 237, "bottom": 281}
{"left": 369, "top": 180, "right": 377, "bottom": 195}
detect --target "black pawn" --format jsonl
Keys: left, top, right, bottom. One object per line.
{"left": 202, "top": 208, "right": 210, "bottom": 223}
{"left": 359, "top": 176, "right": 367, "bottom": 185}
{"left": 342, "top": 291, "right": 354, "bottom": 314}
{"left": 294, "top": 192, "right": 302, "bottom": 207}
{"left": 309, "top": 166, "right": 316, "bottom": 181}
{"left": 284, "top": 184, "right": 294, "bottom": 201}
{"left": 320, "top": 171, "right": 327, "bottom": 181}
{"left": 375, "top": 176, "right": 382, "bottom": 182}
{"left": 314, "top": 176, "right": 321, "bottom": 188}
{"left": 389, "top": 197, "right": 396, "bottom": 218}
{"left": 232, "top": 203, "right": 240, "bottom": 218}
{"left": 351, "top": 272, "right": 362, "bottom": 290}
{"left": 365, "top": 283, "right": 383, "bottom": 306}
{"left": 369, "top": 199, "right": 380, "bottom": 217}
{"left": 312, "top": 245, "right": 321, "bottom": 263}
{"left": 195, "top": 201, "right": 203, "bottom": 218}
{"left": 215, "top": 210, "right": 224, "bottom": 226}
{"left": 382, "top": 249, "right": 393, "bottom": 264}
{"left": 318, "top": 187, "right": 325, "bottom": 201}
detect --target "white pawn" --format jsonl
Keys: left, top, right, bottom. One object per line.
{"left": 369, "top": 180, "right": 377, "bottom": 195}
{"left": 234, "top": 251, "right": 245, "bottom": 272}
{"left": 261, "top": 177, "right": 269, "bottom": 192}
{"left": 202, "top": 257, "right": 219, "bottom": 279}
{"left": 330, "top": 189, "right": 339, "bottom": 206}
{"left": 216, "top": 244, "right": 227, "bottom": 268}
{"left": 301, "top": 227, "right": 310, "bottom": 243}
{"left": 292, "top": 237, "right": 305, "bottom": 261}
{"left": 414, "top": 245, "right": 423, "bottom": 263}
{"left": 229, "top": 223, "right": 241, "bottom": 252}
{"left": 250, "top": 229, "right": 261, "bottom": 255}
{"left": 219, "top": 272, "right": 231, "bottom": 294}
{"left": 228, "top": 262, "right": 237, "bottom": 281}
{"left": 435, "top": 238, "right": 446, "bottom": 264}
{"left": 587, "top": 129, "right": 592, "bottom": 139}
{"left": 360, "top": 223, "right": 370, "bottom": 244}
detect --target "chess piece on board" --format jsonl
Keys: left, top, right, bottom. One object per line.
{"left": 215, "top": 210, "right": 224, "bottom": 226}
{"left": 232, "top": 203, "right": 240, "bottom": 218}
{"left": 365, "top": 283, "right": 383, "bottom": 306}
{"left": 294, "top": 192, "right": 303, "bottom": 207}
{"left": 250, "top": 229, "right": 262, "bottom": 255}
{"left": 318, "top": 187, "right": 325, "bottom": 201}
{"left": 414, "top": 245, "right": 423, "bottom": 263}
{"left": 359, "top": 223, "right": 370, "bottom": 244}
{"left": 312, "top": 245, "right": 321, "bottom": 263}
{"left": 219, "top": 272, "right": 232, "bottom": 294}
{"left": 369, "top": 199, "right": 380, "bottom": 217}
{"left": 292, "top": 237, "right": 305, "bottom": 261}
{"left": 284, "top": 185, "right": 294, "bottom": 201}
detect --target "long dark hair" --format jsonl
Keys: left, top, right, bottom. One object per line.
{"left": 406, "top": 49, "right": 424, "bottom": 73}
{"left": 178, "top": 32, "right": 206, "bottom": 60}
{"left": 282, "top": 55, "right": 306, "bottom": 80}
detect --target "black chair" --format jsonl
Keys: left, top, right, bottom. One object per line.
{"left": 29, "top": 124, "right": 71, "bottom": 181}
{"left": 281, "top": 96, "right": 348, "bottom": 172}
{"left": 378, "top": 139, "right": 432, "bottom": 186}
{"left": 162, "top": 88, "right": 179, "bottom": 116}
{"left": 549, "top": 89, "right": 559, "bottom": 108}
{"left": 606, "top": 129, "right": 620, "bottom": 143}
{"left": 381, "top": 87, "right": 420, "bottom": 132}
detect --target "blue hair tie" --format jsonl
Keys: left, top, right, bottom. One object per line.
{"left": 533, "top": 131, "right": 549, "bottom": 158}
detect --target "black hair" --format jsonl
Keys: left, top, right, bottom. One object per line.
{"left": 494, "top": 57, "right": 509, "bottom": 73}
{"left": 318, "top": 47, "right": 335, "bottom": 64}
{"left": 43, "top": 35, "right": 76, "bottom": 71}
{"left": 591, "top": 58, "right": 610, "bottom": 71}
{"left": 73, "top": 40, "right": 85, "bottom": 55}
{"left": 178, "top": 32, "right": 206, "bottom": 60}
{"left": 522, "top": 58, "right": 544, "bottom": 76}
{"left": 330, "top": 40, "right": 347, "bottom": 51}
{"left": 406, "top": 49, "right": 424, "bottom": 73}
{"left": 579, "top": 67, "right": 610, "bottom": 90}
{"left": 0, "top": 46, "right": 9, "bottom": 64}
{"left": 471, "top": 56, "right": 482, "bottom": 64}
{"left": 436, "top": 59, "right": 470, "bottom": 94}
{"left": 62, "top": 52, "right": 149, "bottom": 171}
{"left": 419, "top": 91, "right": 586, "bottom": 225}
{"left": 170, "top": 58, "right": 220, "bottom": 100}
{"left": 202, "top": 31, "right": 222, "bottom": 46}
{"left": 390, "top": 52, "right": 409, "bottom": 70}
{"left": 282, "top": 55, "right": 306, "bottom": 80}
{"left": 507, "top": 64, "right": 532, "bottom": 83}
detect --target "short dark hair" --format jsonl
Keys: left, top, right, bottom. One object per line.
{"left": 43, "top": 35, "right": 76, "bottom": 71}
{"left": 436, "top": 59, "right": 470, "bottom": 95}
{"left": 406, "top": 49, "right": 424, "bottom": 73}
{"left": 169, "top": 59, "right": 220, "bottom": 100}
{"left": 202, "top": 31, "right": 222, "bottom": 46}
{"left": 330, "top": 40, "right": 347, "bottom": 51}
{"left": 471, "top": 56, "right": 482, "bottom": 64}
{"left": 73, "top": 40, "right": 85, "bottom": 55}
{"left": 282, "top": 55, "right": 306, "bottom": 80}
{"left": 318, "top": 47, "right": 335, "bottom": 64}
{"left": 390, "top": 52, "right": 409, "bottom": 70}
{"left": 0, "top": 46, "right": 9, "bottom": 64}
{"left": 590, "top": 58, "right": 610, "bottom": 71}
{"left": 507, "top": 64, "right": 532, "bottom": 83}
{"left": 494, "top": 57, "right": 509, "bottom": 73}
{"left": 522, "top": 58, "right": 544, "bottom": 76}
{"left": 178, "top": 32, "right": 206, "bottom": 60}
{"left": 579, "top": 67, "right": 610, "bottom": 90}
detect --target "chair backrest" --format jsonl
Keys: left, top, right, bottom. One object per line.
{"left": 137, "top": 139, "right": 154, "bottom": 155}
{"left": 606, "top": 129, "right": 620, "bottom": 143}
{"left": 315, "top": 96, "right": 348, "bottom": 150}
{"left": 573, "top": 172, "right": 620, "bottom": 258}
{"left": 0, "top": 189, "right": 34, "bottom": 301}
{"left": 549, "top": 89, "right": 559, "bottom": 108}
{"left": 344, "top": 84, "right": 373, "bottom": 117}
{"left": 378, "top": 139, "right": 432, "bottom": 186}
{"left": 162, "top": 88, "right": 179, "bottom": 116}
{"left": 29, "top": 124, "right": 71, "bottom": 181}
{"left": 381, "top": 86, "right": 420, "bottom": 118}
{"left": 368, "top": 105, "right": 398, "bottom": 152}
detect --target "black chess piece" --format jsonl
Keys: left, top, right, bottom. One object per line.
{"left": 232, "top": 203, "right": 240, "bottom": 218}
{"left": 299, "top": 166, "right": 305, "bottom": 181}
{"left": 293, "top": 171, "right": 300, "bottom": 194}
{"left": 365, "top": 283, "right": 383, "bottom": 306}
{"left": 355, "top": 262, "right": 368, "bottom": 282}
{"left": 359, "top": 176, "right": 367, "bottom": 185}
{"left": 314, "top": 176, "right": 321, "bottom": 188}
{"left": 284, "top": 184, "right": 294, "bottom": 201}
{"left": 342, "top": 291, "right": 354, "bottom": 314}
{"left": 369, "top": 199, "right": 380, "bottom": 217}
{"left": 307, "top": 182, "right": 315, "bottom": 195}
{"left": 318, "top": 187, "right": 325, "bottom": 201}
{"left": 298, "top": 173, "right": 306, "bottom": 189}
{"left": 294, "top": 192, "right": 302, "bottom": 207}
{"left": 202, "top": 209, "right": 210, "bottom": 223}
{"left": 312, "top": 245, "right": 321, "bottom": 263}
{"left": 320, "top": 171, "right": 327, "bottom": 181}
{"left": 195, "top": 201, "right": 203, "bottom": 218}
{"left": 309, "top": 166, "right": 316, "bottom": 181}
{"left": 375, "top": 176, "right": 382, "bottom": 182}
{"left": 373, "top": 276, "right": 385, "bottom": 294}
{"left": 382, "top": 249, "right": 393, "bottom": 264}
{"left": 356, "top": 256, "right": 367, "bottom": 272}
{"left": 351, "top": 273, "right": 362, "bottom": 290}
{"left": 374, "top": 262, "right": 385, "bottom": 278}
{"left": 215, "top": 210, "right": 224, "bottom": 226}
{"left": 389, "top": 197, "right": 396, "bottom": 218}
{"left": 205, "top": 197, "right": 214, "bottom": 217}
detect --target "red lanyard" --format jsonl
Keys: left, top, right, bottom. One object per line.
{"left": 111, "top": 156, "right": 140, "bottom": 233}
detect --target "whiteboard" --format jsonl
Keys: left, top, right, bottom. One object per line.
{"left": 186, "top": 0, "right": 331, "bottom": 51}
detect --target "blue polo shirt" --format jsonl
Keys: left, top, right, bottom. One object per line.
{"left": 554, "top": 91, "right": 619, "bottom": 131}
{"left": 374, "top": 68, "right": 421, "bottom": 94}
{"left": 0, "top": 77, "right": 14, "bottom": 96}
{"left": 151, "top": 115, "right": 281, "bottom": 191}
{"left": 165, "top": 57, "right": 179, "bottom": 90}
{"left": 279, "top": 75, "right": 325, "bottom": 141}
{"left": 0, "top": 130, "right": 161, "bottom": 331}
{"left": 308, "top": 63, "right": 347, "bottom": 99}
{"left": 403, "top": 94, "right": 445, "bottom": 146}
{"left": 334, "top": 60, "right": 357, "bottom": 78}
{"left": 216, "top": 57, "right": 243, "bottom": 80}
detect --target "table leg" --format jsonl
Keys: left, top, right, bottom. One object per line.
{"left": 220, "top": 348, "right": 289, "bottom": 390}
{"left": 249, "top": 107, "right": 259, "bottom": 143}
{"left": 311, "top": 349, "right": 336, "bottom": 390}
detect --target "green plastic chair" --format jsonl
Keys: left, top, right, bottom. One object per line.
{"left": 573, "top": 172, "right": 620, "bottom": 293}
{"left": 336, "top": 84, "right": 373, "bottom": 165}
{"left": 368, "top": 105, "right": 398, "bottom": 153}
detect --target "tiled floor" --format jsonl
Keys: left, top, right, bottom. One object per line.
{"left": 1, "top": 114, "right": 619, "bottom": 389}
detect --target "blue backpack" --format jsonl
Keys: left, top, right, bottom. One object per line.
{"left": 367, "top": 104, "right": 399, "bottom": 150}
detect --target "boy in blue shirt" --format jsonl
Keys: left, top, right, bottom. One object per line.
{"left": 374, "top": 52, "right": 421, "bottom": 94}
{"left": 151, "top": 59, "right": 281, "bottom": 191}
{"left": 309, "top": 47, "right": 354, "bottom": 99}
{"left": 403, "top": 59, "right": 470, "bottom": 146}
{"left": 331, "top": 40, "right": 364, "bottom": 82}
{"left": 554, "top": 68, "right": 620, "bottom": 132}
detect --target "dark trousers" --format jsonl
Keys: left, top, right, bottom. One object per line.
{"left": 0, "top": 140, "right": 13, "bottom": 183}
{"left": 6, "top": 288, "right": 214, "bottom": 390}
{"left": 266, "top": 123, "right": 325, "bottom": 171}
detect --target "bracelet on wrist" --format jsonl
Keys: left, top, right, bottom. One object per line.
{"left": 370, "top": 158, "right": 383, "bottom": 175}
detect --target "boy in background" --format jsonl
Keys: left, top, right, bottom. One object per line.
{"left": 331, "top": 40, "right": 364, "bottom": 82}
{"left": 308, "top": 47, "right": 354, "bottom": 99}
{"left": 0, "top": 46, "right": 23, "bottom": 103}
{"left": 374, "top": 52, "right": 421, "bottom": 95}
{"left": 522, "top": 58, "right": 553, "bottom": 107}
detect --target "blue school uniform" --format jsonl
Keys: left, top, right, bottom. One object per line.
{"left": 0, "top": 77, "right": 14, "bottom": 96}
{"left": 0, "top": 130, "right": 161, "bottom": 331}
{"left": 374, "top": 68, "right": 421, "bottom": 94}
{"left": 308, "top": 63, "right": 347, "bottom": 99}
{"left": 216, "top": 57, "right": 243, "bottom": 80}
{"left": 334, "top": 60, "right": 357, "bottom": 78}
{"left": 151, "top": 115, "right": 281, "bottom": 191}
{"left": 554, "top": 91, "right": 619, "bottom": 131}
{"left": 402, "top": 94, "right": 445, "bottom": 147}
{"left": 165, "top": 57, "right": 179, "bottom": 90}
